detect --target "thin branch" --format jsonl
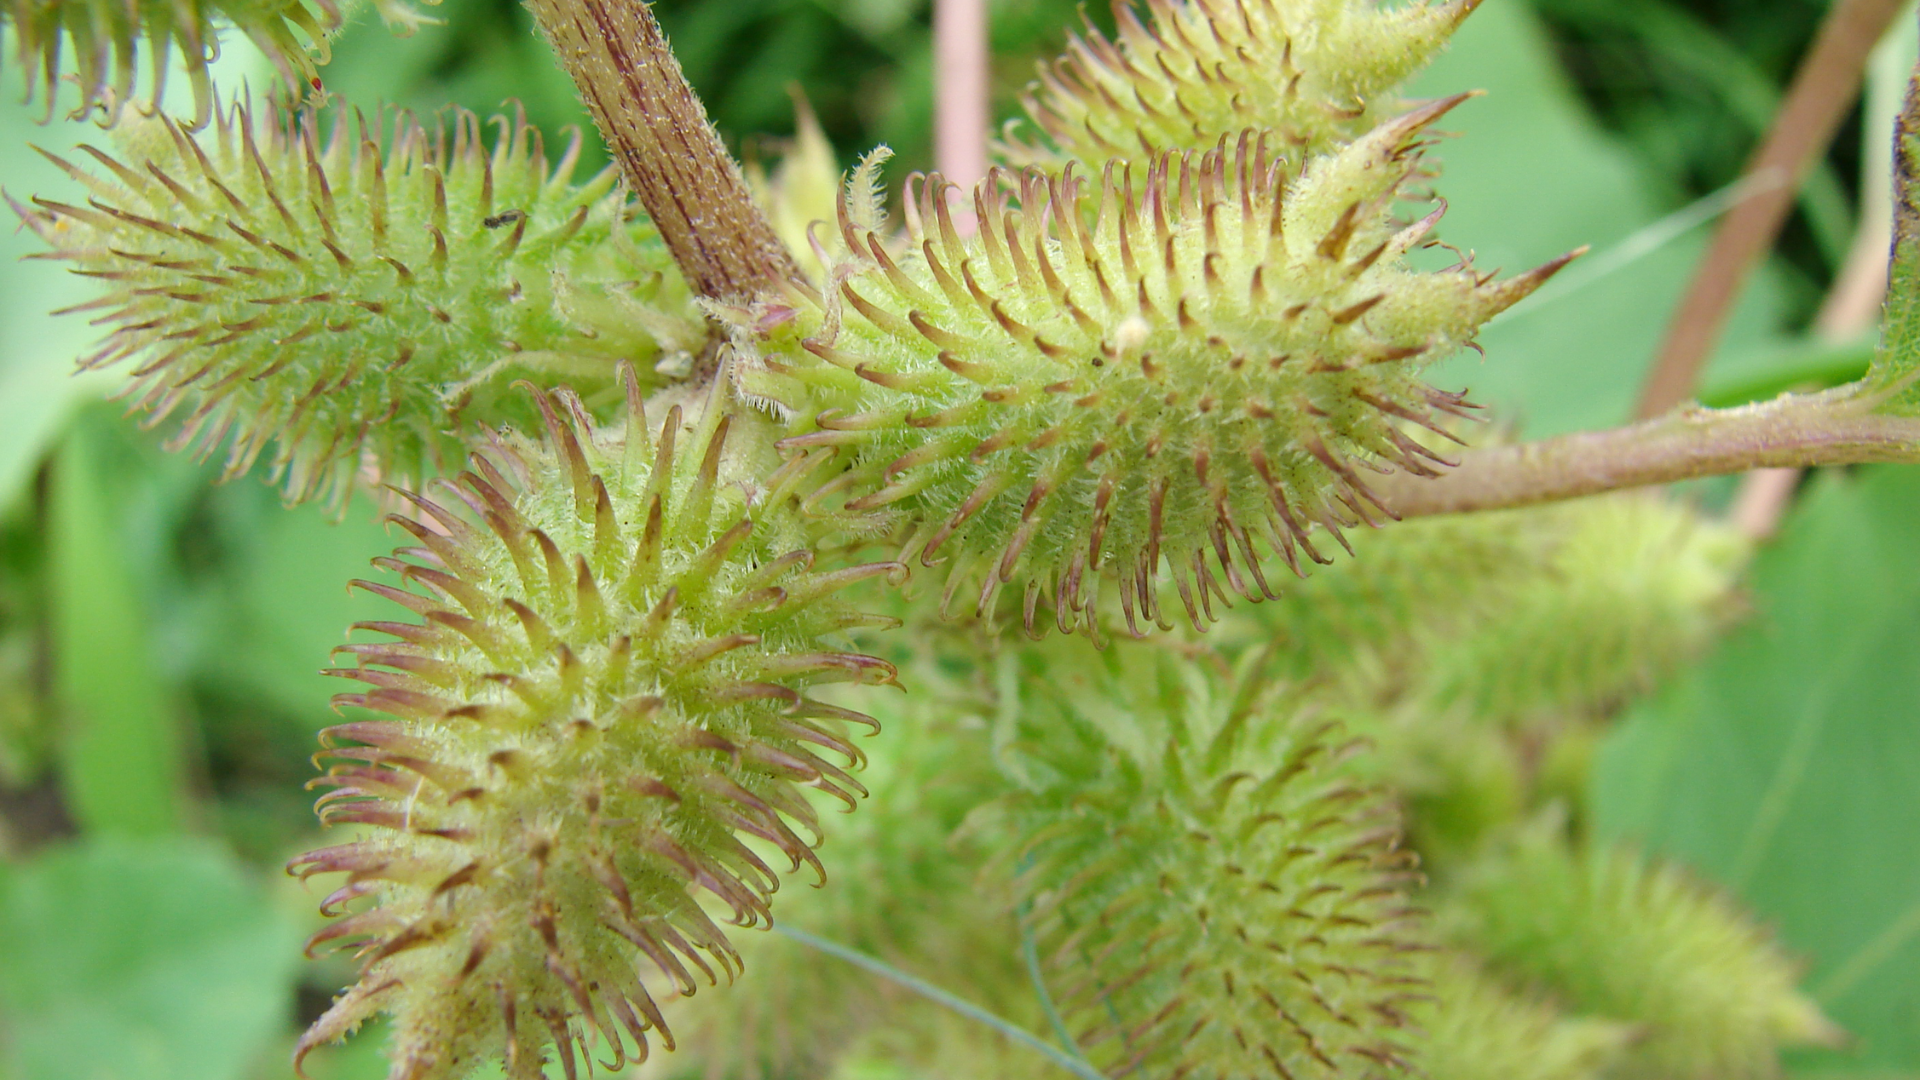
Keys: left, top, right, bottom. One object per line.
{"left": 1637, "top": 0, "right": 1907, "bottom": 420}
{"left": 934, "top": 0, "right": 990, "bottom": 201}
{"left": 1375, "top": 387, "right": 1920, "bottom": 519}
{"left": 1018, "top": 905, "right": 1082, "bottom": 1059}
{"left": 1729, "top": 467, "right": 1806, "bottom": 537}
{"left": 524, "top": 0, "right": 801, "bottom": 300}
{"left": 773, "top": 924, "right": 1108, "bottom": 1080}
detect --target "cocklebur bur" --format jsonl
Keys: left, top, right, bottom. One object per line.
{"left": 289, "top": 370, "right": 900, "bottom": 1080}
{"left": 1415, "top": 959, "right": 1634, "bottom": 1080}
{"left": 985, "top": 635, "right": 1433, "bottom": 1080}
{"left": 667, "top": 623, "right": 1041, "bottom": 1080}
{"left": 0, "top": 0, "right": 1875, "bottom": 1076}
{"left": 745, "top": 96, "right": 843, "bottom": 290}
{"left": 1444, "top": 822, "right": 1843, "bottom": 1080}
{"left": 0, "top": 0, "right": 434, "bottom": 126}
{"left": 1000, "top": 0, "right": 1483, "bottom": 168}
{"left": 1226, "top": 492, "right": 1748, "bottom": 863}
{"left": 14, "top": 99, "right": 702, "bottom": 508}
{"left": 733, "top": 95, "right": 1577, "bottom": 638}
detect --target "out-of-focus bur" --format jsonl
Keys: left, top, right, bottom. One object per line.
{"left": 745, "top": 93, "right": 843, "bottom": 288}
{"left": 288, "top": 371, "right": 899, "bottom": 1080}
{"left": 1000, "top": 0, "right": 1483, "bottom": 168}
{"left": 735, "top": 98, "right": 1577, "bottom": 638}
{"left": 1417, "top": 959, "right": 1634, "bottom": 1080}
{"left": 1446, "top": 826, "right": 1844, "bottom": 1080}
{"left": 997, "top": 637, "right": 1435, "bottom": 1080}
{"left": 1253, "top": 494, "right": 1747, "bottom": 718}
{"left": 1239, "top": 493, "right": 1746, "bottom": 863}
{"left": 1398, "top": 496, "right": 1748, "bottom": 725}
{"left": 0, "top": 0, "right": 437, "bottom": 126}
{"left": 13, "top": 99, "right": 704, "bottom": 509}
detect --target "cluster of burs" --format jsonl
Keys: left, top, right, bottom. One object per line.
{"left": 7, "top": 0, "right": 1843, "bottom": 1077}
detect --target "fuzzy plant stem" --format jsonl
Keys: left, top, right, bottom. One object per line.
{"left": 522, "top": 0, "right": 800, "bottom": 300}
{"left": 1377, "top": 386, "right": 1920, "bottom": 517}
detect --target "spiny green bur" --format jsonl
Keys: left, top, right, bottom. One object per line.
{"left": 2, "top": 0, "right": 433, "bottom": 126}
{"left": 288, "top": 378, "right": 899, "bottom": 1080}
{"left": 1449, "top": 831, "right": 1842, "bottom": 1080}
{"left": 1001, "top": 638, "right": 1431, "bottom": 1079}
{"left": 736, "top": 97, "right": 1571, "bottom": 636}
{"left": 15, "top": 101, "right": 702, "bottom": 507}
{"left": 1406, "top": 495, "right": 1745, "bottom": 725}
{"left": 1236, "top": 494, "right": 1744, "bottom": 865}
{"left": 1001, "top": 0, "right": 1481, "bottom": 167}
{"left": 1250, "top": 494, "right": 1745, "bottom": 719}
{"left": 1416, "top": 959, "right": 1631, "bottom": 1080}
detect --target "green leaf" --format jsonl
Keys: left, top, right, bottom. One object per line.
{"left": 47, "top": 414, "right": 185, "bottom": 836}
{"left": 1530, "top": 0, "right": 1854, "bottom": 267}
{"left": 0, "top": 90, "right": 108, "bottom": 517}
{"left": 1696, "top": 335, "right": 1876, "bottom": 408}
{"left": 194, "top": 489, "right": 397, "bottom": 724}
{"left": 1410, "top": 2, "right": 1789, "bottom": 436}
{"left": 0, "top": 837, "right": 304, "bottom": 1080}
{"left": 1592, "top": 465, "right": 1920, "bottom": 1073}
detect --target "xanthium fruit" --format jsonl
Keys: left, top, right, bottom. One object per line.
{"left": 1001, "top": 0, "right": 1482, "bottom": 168}
{"left": 290, "top": 376, "right": 897, "bottom": 1080}
{"left": 1006, "top": 641, "right": 1430, "bottom": 1080}
{"left": 736, "top": 97, "right": 1573, "bottom": 637}
{"left": 2, "top": 0, "right": 434, "bottom": 126}
{"left": 15, "top": 99, "right": 702, "bottom": 507}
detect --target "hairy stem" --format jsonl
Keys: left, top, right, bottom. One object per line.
{"left": 1377, "top": 387, "right": 1920, "bottom": 518}
{"left": 523, "top": 0, "right": 801, "bottom": 300}
{"left": 1637, "top": 0, "right": 1906, "bottom": 419}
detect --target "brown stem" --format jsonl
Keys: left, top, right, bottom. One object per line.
{"left": 1636, "top": 0, "right": 1906, "bottom": 420}
{"left": 524, "top": 0, "right": 801, "bottom": 300}
{"left": 1376, "top": 387, "right": 1920, "bottom": 519}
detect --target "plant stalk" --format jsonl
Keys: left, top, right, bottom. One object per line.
{"left": 522, "top": 0, "right": 801, "bottom": 301}
{"left": 1377, "top": 387, "right": 1920, "bottom": 518}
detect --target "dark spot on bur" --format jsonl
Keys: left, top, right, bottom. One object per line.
{"left": 1092, "top": 357, "right": 1104, "bottom": 367}
{"left": 484, "top": 210, "right": 526, "bottom": 229}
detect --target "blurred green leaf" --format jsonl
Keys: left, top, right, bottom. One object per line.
{"left": 1411, "top": 2, "right": 1789, "bottom": 436}
{"left": 1534, "top": 0, "right": 1853, "bottom": 267}
{"left": 0, "top": 836, "right": 303, "bottom": 1080}
{"left": 1593, "top": 465, "right": 1920, "bottom": 1072}
{"left": 191, "top": 490, "right": 396, "bottom": 723}
{"left": 1696, "top": 334, "right": 1875, "bottom": 407}
{"left": 0, "top": 92, "right": 106, "bottom": 516}
{"left": 47, "top": 415, "right": 184, "bottom": 836}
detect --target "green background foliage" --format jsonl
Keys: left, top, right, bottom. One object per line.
{"left": 0, "top": 0, "right": 1916, "bottom": 1077}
